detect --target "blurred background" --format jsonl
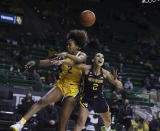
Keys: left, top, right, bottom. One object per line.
{"left": 0, "top": 0, "right": 160, "bottom": 131}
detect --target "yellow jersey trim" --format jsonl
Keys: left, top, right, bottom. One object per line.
{"left": 80, "top": 100, "right": 86, "bottom": 108}
{"left": 21, "top": 118, "right": 26, "bottom": 125}
{"left": 108, "top": 105, "right": 110, "bottom": 112}
{"left": 76, "top": 51, "right": 81, "bottom": 56}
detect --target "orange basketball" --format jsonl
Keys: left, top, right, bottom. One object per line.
{"left": 80, "top": 10, "right": 96, "bottom": 27}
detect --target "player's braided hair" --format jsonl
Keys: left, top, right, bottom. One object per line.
{"left": 67, "top": 29, "right": 88, "bottom": 47}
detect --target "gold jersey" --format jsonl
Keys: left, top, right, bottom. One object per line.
{"left": 59, "top": 51, "right": 82, "bottom": 85}
{"left": 54, "top": 51, "right": 82, "bottom": 97}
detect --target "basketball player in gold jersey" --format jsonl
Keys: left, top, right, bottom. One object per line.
{"left": 10, "top": 29, "right": 88, "bottom": 131}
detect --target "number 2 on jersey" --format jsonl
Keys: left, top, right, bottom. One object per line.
{"left": 93, "top": 83, "right": 98, "bottom": 90}
{"left": 68, "top": 66, "right": 72, "bottom": 73}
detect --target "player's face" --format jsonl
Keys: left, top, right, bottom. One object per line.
{"left": 66, "top": 39, "right": 78, "bottom": 53}
{"left": 93, "top": 53, "right": 104, "bottom": 66}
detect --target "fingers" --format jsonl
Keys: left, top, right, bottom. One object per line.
{"left": 25, "top": 64, "right": 31, "bottom": 70}
{"left": 24, "top": 64, "right": 31, "bottom": 73}
{"left": 115, "top": 69, "right": 118, "bottom": 75}
{"left": 50, "top": 60, "right": 57, "bottom": 65}
{"left": 113, "top": 69, "right": 118, "bottom": 74}
{"left": 25, "top": 62, "right": 34, "bottom": 69}
{"left": 50, "top": 60, "right": 62, "bottom": 65}
{"left": 113, "top": 69, "right": 115, "bottom": 75}
{"left": 51, "top": 56, "right": 61, "bottom": 61}
{"left": 113, "top": 69, "right": 116, "bottom": 75}
{"left": 56, "top": 56, "right": 63, "bottom": 60}
{"left": 24, "top": 68, "right": 28, "bottom": 73}
{"left": 25, "top": 64, "right": 29, "bottom": 69}
{"left": 115, "top": 69, "right": 118, "bottom": 78}
{"left": 113, "top": 68, "right": 118, "bottom": 79}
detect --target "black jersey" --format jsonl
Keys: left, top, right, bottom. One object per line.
{"left": 80, "top": 66, "right": 109, "bottom": 113}
{"left": 82, "top": 66, "right": 104, "bottom": 98}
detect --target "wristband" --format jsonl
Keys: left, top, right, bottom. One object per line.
{"left": 35, "top": 60, "right": 40, "bottom": 65}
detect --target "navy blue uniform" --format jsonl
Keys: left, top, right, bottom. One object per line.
{"left": 80, "top": 66, "right": 109, "bottom": 113}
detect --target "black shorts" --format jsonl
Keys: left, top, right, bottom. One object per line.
{"left": 80, "top": 96, "right": 109, "bottom": 113}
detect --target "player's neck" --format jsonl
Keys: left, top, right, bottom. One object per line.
{"left": 72, "top": 50, "right": 78, "bottom": 55}
{"left": 93, "top": 64, "right": 101, "bottom": 76}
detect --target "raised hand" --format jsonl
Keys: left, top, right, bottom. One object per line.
{"left": 113, "top": 69, "right": 123, "bottom": 89}
{"left": 25, "top": 61, "right": 36, "bottom": 70}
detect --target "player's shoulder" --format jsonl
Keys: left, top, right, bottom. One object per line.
{"left": 102, "top": 68, "right": 109, "bottom": 73}
{"left": 102, "top": 68, "right": 110, "bottom": 77}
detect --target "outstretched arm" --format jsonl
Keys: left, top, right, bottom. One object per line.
{"left": 37, "top": 59, "right": 51, "bottom": 66}
{"left": 55, "top": 52, "right": 87, "bottom": 63}
{"left": 25, "top": 59, "right": 52, "bottom": 69}
{"left": 66, "top": 52, "right": 87, "bottom": 63}
{"left": 103, "top": 69, "right": 123, "bottom": 89}
{"left": 51, "top": 59, "right": 88, "bottom": 72}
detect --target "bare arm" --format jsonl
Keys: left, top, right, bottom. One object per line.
{"left": 103, "top": 69, "right": 123, "bottom": 89}
{"left": 55, "top": 52, "right": 87, "bottom": 63}
{"left": 51, "top": 59, "right": 89, "bottom": 72}
{"left": 39, "top": 59, "right": 51, "bottom": 66}
{"left": 25, "top": 59, "right": 52, "bottom": 69}
{"left": 66, "top": 52, "right": 87, "bottom": 63}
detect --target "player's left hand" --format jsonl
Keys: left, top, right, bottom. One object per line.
{"left": 55, "top": 52, "right": 68, "bottom": 59}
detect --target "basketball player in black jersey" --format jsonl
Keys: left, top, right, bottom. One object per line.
{"left": 51, "top": 53, "right": 123, "bottom": 131}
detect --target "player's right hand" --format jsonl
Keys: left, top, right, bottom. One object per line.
{"left": 25, "top": 61, "right": 36, "bottom": 69}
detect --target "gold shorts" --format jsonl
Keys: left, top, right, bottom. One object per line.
{"left": 54, "top": 80, "right": 79, "bottom": 97}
